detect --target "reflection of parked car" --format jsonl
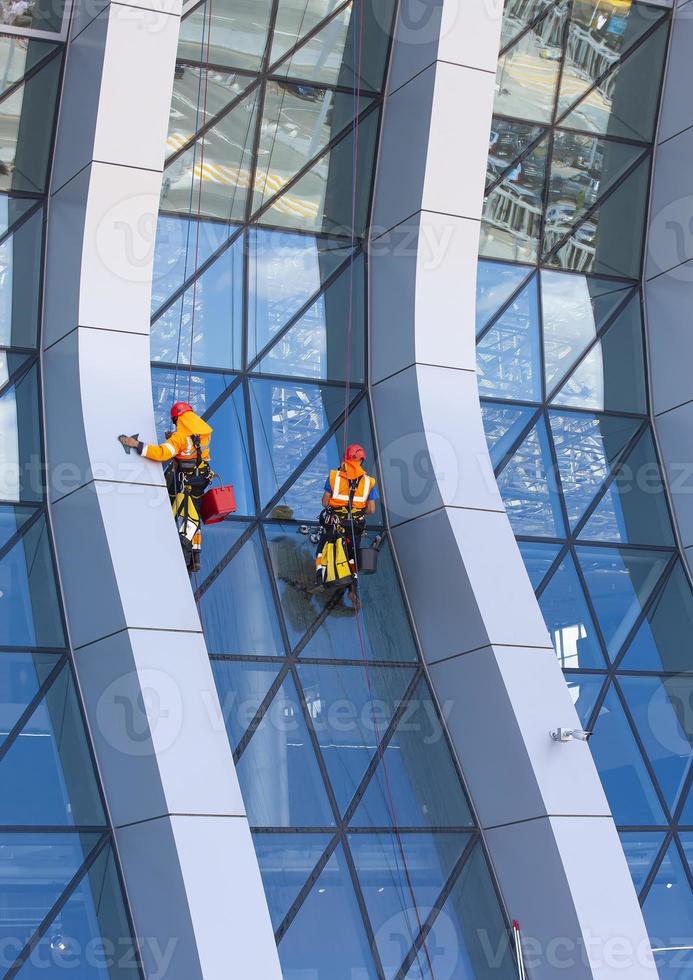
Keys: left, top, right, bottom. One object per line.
{"left": 174, "top": 62, "right": 185, "bottom": 79}
{"left": 539, "top": 46, "right": 562, "bottom": 60}
{"left": 552, "top": 172, "right": 599, "bottom": 206}
{"left": 546, "top": 203, "right": 576, "bottom": 228}
{"left": 575, "top": 222, "right": 597, "bottom": 245}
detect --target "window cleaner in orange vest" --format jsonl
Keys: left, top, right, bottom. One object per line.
{"left": 316, "top": 444, "right": 379, "bottom": 608}
{"left": 119, "top": 402, "right": 213, "bottom": 573}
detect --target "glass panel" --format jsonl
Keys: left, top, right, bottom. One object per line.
{"left": 565, "top": 673, "right": 604, "bottom": 728}
{"left": 500, "top": 0, "right": 563, "bottom": 49}
{"left": 204, "top": 384, "right": 255, "bottom": 517}
{"left": 548, "top": 411, "right": 641, "bottom": 528}
{"left": 538, "top": 555, "right": 606, "bottom": 668}
{"left": 211, "top": 658, "right": 281, "bottom": 751}
{"left": 351, "top": 678, "right": 473, "bottom": 829}
{"left": 10, "top": 843, "right": 139, "bottom": 980}
{"left": 197, "top": 530, "right": 285, "bottom": 656}
{"left": 621, "top": 563, "right": 693, "bottom": 673}
{"left": 642, "top": 841, "right": 693, "bottom": 980}
{"left": 257, "top": 253, "right": 365, "bottom": 382}
{"left": 253, "top": 831, "right": 333, "bottom": 930}
{"left": 249, "top": 377, "right": 349, "bottom": 509}
{"left": 619, "top": 676, "right": 693, "bottom": 813}
{"left": 253, "top": 84, "right": 374, "bottom": 215}
{"left": 589, "top": 684, "right": 665, "bottom": 824}
{"left": 0, "top": 207, "right": 43, "bottom": 350}
{"left": 0, "top": 651, "right": 60, "bottom": 748}
{"left": 178, "top": 0, "right": 274, "bottom": 70}
{"left": 0, "top": 361, "right": 41, "bottom": 503}
{"left": 475, "top": 259, "right": 531, "bottom": 335}
{"left": 258, "top": 107, "right": 378, "bottom": 236}
{"left": 0, "top": 501, "right": 35, "bottom": 550}
{"left": 496, "top": 418, "right": 565, "bottom": 537}
{"left": 297, "top": 662, "right": 417, "bottom": 813}
{"left": 480, "top": 134, "right": 548, "bottom": 263}
{"left": 247, "top": 227, "right": 352, "bottom": 362}
{"left": 406, "top": 843, "right": 518, "bottom": 980}
{"left": 487, "top": 118, "right": 545, "bottom": 188}
{"left": 619, "top": 832, "right": 666, "bottom": 897}
{"left": 551, "top": 293, "right": 646, "bottom": 413}
{"left": 494, "top": 3, "right": 568, "bottom": 122}
{"left": 0, "top": 833, "right": 101, "bottom": 957}
{"left": 151, "top": 214, "right": 232, "bottom": 316}
{"left": 160, "top": 87, "right": 259, "bottom": 222}
{"left": 476, "top": 275, "right": 541, "bottom": 401}
{"left": 0, "top": 39, "right": 59, "bottom": 98}
{"left": 167, "top": 67, "right": 251, "bottom": 152}
{"left": 518, "top": 540, "right": 560, "bottom": 590}
{"left": 236, "top": 672, "right": 334, "bottom": 827}
{"left": 277, "top": 843, "right": 378, "bottom": 978}
{"left": 150, "top": 365, "right": 235, "bottom": 441}
{"left": 270, "top": 0, "right": 347, "bottom": 65}
{"left": 575, "top": 545, "right": 670, "bottom": 659}
{"left": 151, "top": 233, "right": 244, "bottom": 370}
{"left": 680, "top": 785, "right": 693, "bottom": 825}
{"left": 541, "top": 271, "right": 633, "bottom": 392}
{"left": 481, "top": 402, "right": 536, "bottom": 469}
{"left": 0, "top": 53, "right": 62, "bottom": 194}
{"left": 350, "top": 832, "right": 469, "bottom": 980}
{"left": 0, "top": 516, "right": 65, "bottom": 648}
{"left": 0, "top": 663, "right": 105, "bottom": 826}
{"left": 579, "top": 429, "right": 674, "bottom": 546}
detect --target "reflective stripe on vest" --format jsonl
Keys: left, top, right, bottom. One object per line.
{"left": 329, "top": 470, "right": 374, "bottom": 509}
{"left": 177, "top": 436, "right": 209, "bottom": 461}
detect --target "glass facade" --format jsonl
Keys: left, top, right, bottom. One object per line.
{"left": 152, "top": 2, "right": 519, "bottom": 976}
{"left": 0, "top": 31, "right": 141, "bottom": 980}
{"left": 477, "top": 2, "right": 693, "bottom": 976}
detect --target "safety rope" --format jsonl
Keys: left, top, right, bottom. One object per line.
{"left": 342, "top": 2, "right": 437, "bottom": 976}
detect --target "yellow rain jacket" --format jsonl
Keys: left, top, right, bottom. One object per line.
{"left": 141, "top": 411, "right": 212, "bottom": 463}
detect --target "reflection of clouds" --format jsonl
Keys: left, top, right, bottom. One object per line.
{"left": 0, "top": 385, "right": 19, "bottom": 499}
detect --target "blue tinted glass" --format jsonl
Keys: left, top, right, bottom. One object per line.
{"left": 150, "top": 365, "right": 234, "bottom": 441}
{"left": 11, "top": 843, "right": 139, "bottom": 980}
{"left": 643, "top": 841, "right": 693, "bottom": 980}
{"left": 192, "top": 518, "right": 249, "bottom": 586}
{"left": 548, "top": 412, "right": 640, "bottom": 528}
{"left": 0, "top": 516, "right": 65, "bottom": 649}
{"left": 564, "top": 673, "right": 604, "bottom": 729}
{"left": 235, "top": 672, "right": 334, "bottom": 828}
{"left": 589, "top": 685, "right": 665, "bottom": 825}
{"left": 680, "top": 833, "right": 693, "bottom": 878}
{"left": 0, "top": 663, "right": 105, "bottom": 826}
{"left": 481, "top": 402, "right": 535, "bottom": 469}
{"left": 350, "top": 832, "right": 468, "bottom": 979}
{"left": 539, "top": 554, "right": 605, "bottom": 668}
{"left": 476, "top": 276, "right": 541, "bottom": 401}
{"left": 352, "top": 678, "right": 473, "bottom": 829}
{"left": 277, "top": 843, "right": 378, "bottom": 979}
{"left": 253, "top": 832, "right": 333, "bottom": 930}
{"left": 297, "top": 662, "right": 416, "bottom": 813}
{"left": 618, "top": 832, "right": 666, "bottom": 897}
{"left": 621, "top": 563, "right": 693, "bottom": 673}
{"left": 680, "top": 785, "right": 693, "bottom": 825}
{"left": 475, "top": 260, "right": 531, "bottom": 336}
{"left": 198, "top": 530, "right": 285, "bottom": 656}
{"left": 150, "top": 233, "right": 244, "bottom": 370}
{"left": 580, "top": 430, "right": 674, "bottom": 546}
{"left": 0, "top": 362, "right": 43, "bottom": 502}
{"left": 205, "top": 384, "right": 255, "bottom": 516}
{"left": 518, "top": 541, "right": 560, "bottom": 591}
{"left": 295, "top": 540, "right": 418, "bottom": 662}
{"left": 0, "top": 207, "right": 43, "bottom": 349}
{"left": 0, "top": 651, "right": 61, "bottom": 748}
{"left": 618, "top": 676, "right": 693, "bottom": 813}
{"left": 406, "top": 843, "right": 518, "bottom": 980}
{"left": 151, "top": 214, "right": 232, "bottom": 314}
{"left": 211, "top": 659, "right": 281, "bottom": 751}
{"left": 0, "top": 833, "right": 101, "bottom": 956}
{"left": 575, "top": 546, "right": 670, "bottom": 660}
{"left": 247, "top": 228, "right": 353, "bottom": 362}
{"left": 496, "top": 418, "right": 565, "bottom": 537}
{"left": 249, "top": 378, "right": 348, "bottom": 509}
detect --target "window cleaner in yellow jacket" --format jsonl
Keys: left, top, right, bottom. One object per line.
{"left": 119, "top": 402, "right": 213, "bottom": 573}
{"left": 316, "top": 444, "right": 379, "bottom": 609}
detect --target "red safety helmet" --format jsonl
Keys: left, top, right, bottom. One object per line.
{"left": 345, "top": 443, "right": 366, "bottom": 462}
{"left": 170, "top": 401, "right": 193, "bottom": 421}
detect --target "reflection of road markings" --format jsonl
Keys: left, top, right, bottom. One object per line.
{"left": 165, "top": 133, "right": 319, "bottom": 218}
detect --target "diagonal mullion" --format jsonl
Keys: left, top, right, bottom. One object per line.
{"left": 637, "top": 829, "right": 673, "bottom": 904}
{"left": 613, "top": 676, "right": 673, "bottom": 822}
{"left": 257, "top": 522, "right": 295, "bottom": 658}
{"left": 0, "top": 198, "right": 43, "bottom": 253}
{"left": 0, "top": 353, "right": 39, "bottom": 404}
{"left": 0, "top": 47, "right": 63, "bottom": 118}
{"left": 0, "top": 504, "right": 45, "bottom": 568}
{"left": 492, "top": 407, "right": 543, "bottom": 478}
{"left": 274, "top": 832, "right": 341, "bottom": 942}
{"left": 232, "top": 660, "right": 292, "bottom": 764}
{"left": 499, "top": 0, "right": 566, "bottom": 57}
{"left": 485, "top": 126, "right": 550, "bottom": 199}
{"left": 166, "top": 76, "right": 262, "bottom": 168}
{"left": 194, "top": 518, "right": 258, "bottom": 598}
{"left": 267, "top": 0, "right": 352, "bottom": 76}
{"left": 476, "top": 268, "right": 536, "bottom": 346}
{"left": 609, "top": 553, "right": 678, "bottom": 673}
{"left": 0, "top": 654, "right": 66, "bottom": 766}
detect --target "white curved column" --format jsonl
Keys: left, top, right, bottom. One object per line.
{"left": 41, "top": 3, "right": 282, "bottom": 977}
{"left": 369, "top": 2, "right": 656, "bottom": 977}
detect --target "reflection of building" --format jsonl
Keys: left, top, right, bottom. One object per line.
{"left": 10, "top": 0, "right": 693, "bottom": 977}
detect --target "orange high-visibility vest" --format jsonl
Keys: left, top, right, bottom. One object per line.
{"left": 327, "top": 468, "right": 375, "bottom": 511}
{"left": 142, "top": 411, "right": 212, "bottom": 463}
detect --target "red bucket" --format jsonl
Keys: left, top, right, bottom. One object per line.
{"left": 200, "top": 485, "right": 236, "bottom": 525}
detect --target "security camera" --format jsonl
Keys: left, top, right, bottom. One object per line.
{"left": 298, "top": 525, "right": 310, "bottom": 535}
{"left": 550, "top": 728, "right": 592, "bottom": 743}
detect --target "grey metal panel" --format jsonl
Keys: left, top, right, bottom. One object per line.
{"left": 653, "top": 401, "right": 693, "bottom": 548}
{"left": 369, "top": 0, "right": 657, "bottom": 975}
{"left": 647, "top": 124, "right": 693, "bottom": 280}
{"left": 657, "top": 9, "right": 693, "bottom": 143}
{"left": 41, "top": 0, "right": 283, "bottom": 975}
